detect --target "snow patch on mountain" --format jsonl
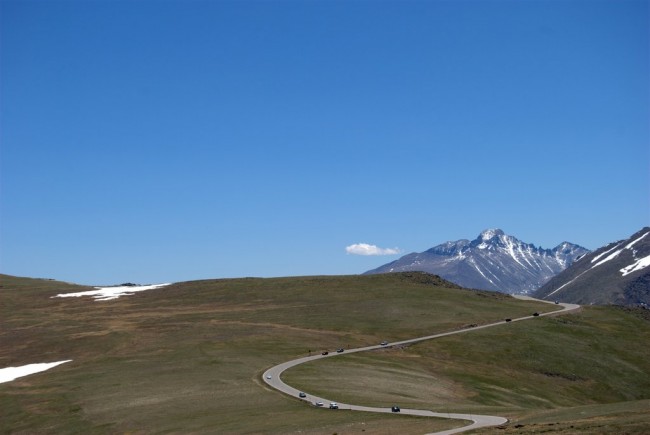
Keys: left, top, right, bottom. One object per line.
{"left": 591, "top": 242, "right": 623, "bottom": 264}
{"left": 469, "top": 258, "right": 495, "bottom": 286}
{"left": 546, "top": 270, "right": 589, "bottom": 297}
{"left": 480, "top": 228, "right": 504, "bottom": 240}
{"left": 504, "top": 238, "right": 526, "bottom": 268}
{"left": 591, "top": 231, "right": 649, "bottom": 270}
{"left": 592, "top": 248, "right": 625, "bottom": 268}
{"left": 620, "top": 254, "right": 650, "bottom": 277}
{"left": 618, "top": 231, "right": 650, "bottom": 277}
{"left": 625, "top": 231, "right": 649, "bottom": 249}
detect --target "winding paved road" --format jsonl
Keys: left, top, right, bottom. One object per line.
{"left": 262, "top": 297, "right": 580, "bottom": 435}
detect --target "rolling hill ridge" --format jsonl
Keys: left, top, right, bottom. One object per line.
{"left": 2, "top": 272, "right": 650, "bottom": 433}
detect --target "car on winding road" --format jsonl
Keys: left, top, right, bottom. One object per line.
{"left": 329, "top": 402, "right": 339, "bottom": 409}
{"left": 391, "top": 405, "right": 400, "bottom": 413}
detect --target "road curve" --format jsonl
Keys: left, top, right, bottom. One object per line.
{"left": 262, "top": 297, "right": 580, "bottom": 435}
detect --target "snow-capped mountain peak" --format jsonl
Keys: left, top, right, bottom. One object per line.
{"left": 480, "top": 228, "right": 505, "bottom": 241}
{"left": 365, "top": 229, "right": 589, "bottom": 294}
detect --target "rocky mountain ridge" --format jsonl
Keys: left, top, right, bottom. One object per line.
{"left": 365, "top": 229, "right": 589, "bottom": 294}
{"left": 535, "top": 227, "right": 650, "bottom": 305}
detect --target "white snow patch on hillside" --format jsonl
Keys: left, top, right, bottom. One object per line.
{"left": 620, "top": 254, "right": 650, "bottom": 277}
{"left": 504, "top": 239, "right": 525, "bottom": 268}
{"left": 546, "top": 278, "right": 576, "bottom": 297}
{"left": 590, "top": 231, "right": 649, "bottom": 271}
{"left": 469, "top": 258, "right": 496, "bottom": 286}
{"left": 480, "top": 229, "right": 500, "bottom": 240}
{"left": 0, "top": 360, "right": 72, "bottom": 384}
{"left": 54, "top": 283, "right": 171, "bottom": 301}
{"left": 554, "top": 250, "right": 569, "bottom": 269}
{"left": 591, "top": 249, "right": 624, "bottom": 269}
{"left": 546, "top": 268, "right": 594, "bottom": 297}
{"left": 625, "top": 231, "right": 649, "bottom": 249}
{"left": 591, "top": 243, "right": 623, "bottom": 264}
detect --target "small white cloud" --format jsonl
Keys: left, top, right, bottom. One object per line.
{"left": 345, "top": 243, "right": 401, "bottom": 256}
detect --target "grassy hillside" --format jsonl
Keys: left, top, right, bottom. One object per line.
{"left": 1, "top": 273, "right": 648, "bottom": 433}
{"left": 285, "top": 306, "right": 650, "bottom": 433}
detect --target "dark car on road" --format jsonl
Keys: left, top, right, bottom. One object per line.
{"left": 391, "top": 406, "right": 400, "bottom": 412}
{"left": 321, "top": 351, "right": 328, "bottom": 355}
{"left": 533, "top": 312, "right": 540, "bottom": 317}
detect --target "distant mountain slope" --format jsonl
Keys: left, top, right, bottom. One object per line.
{"left": 364, "top": 229, "right": 589, "bottom": 294}
{"left": 534, "top": 227, "right": 650, "bottom": 306}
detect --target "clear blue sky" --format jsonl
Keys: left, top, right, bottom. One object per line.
{"left": 1, "top": 0, "right": 648, "bottom": 285}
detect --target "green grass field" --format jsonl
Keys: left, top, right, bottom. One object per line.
{"left": 1, "top": 273, "right": 649, "bottom": 434}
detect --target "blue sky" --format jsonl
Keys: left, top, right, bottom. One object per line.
{"left": 1, "top": 0, "right": 648, "bottom": 285}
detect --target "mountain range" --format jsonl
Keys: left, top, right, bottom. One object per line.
{"left": 535, "top": 227, "right": 650, "bottom": 306}
{"left": 365, "top": 229, "right": 589, "bottom": 294}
